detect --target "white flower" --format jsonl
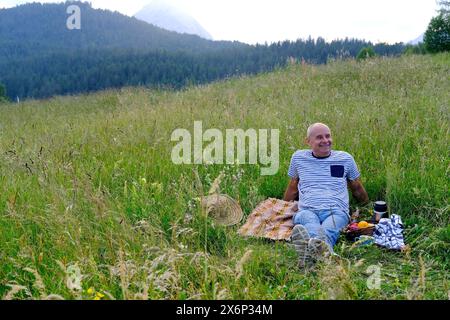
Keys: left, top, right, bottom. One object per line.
{"left": 66, "top": 264, "right": 83, "bottom": 292}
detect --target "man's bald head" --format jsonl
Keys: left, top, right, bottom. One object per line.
{"left": 306, "top": 123, "right": 333, "bottom": 157}
{"left": 307, "top": 123, "right": 331, "bottom": 139}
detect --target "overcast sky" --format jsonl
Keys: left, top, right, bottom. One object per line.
{"left": 0, "top": 0, "right": 439, "bottom": 44}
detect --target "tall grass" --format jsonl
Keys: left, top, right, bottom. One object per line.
{"left": 0, "top": 53, "right": 448, "bottom": 299}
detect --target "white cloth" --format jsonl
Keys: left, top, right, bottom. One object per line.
{"left": 373, "top": 214, "right": 405, "bottom": 250}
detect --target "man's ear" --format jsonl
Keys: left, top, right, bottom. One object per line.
{"left": 304, "top": 137, "right": 310, "bottom": 146}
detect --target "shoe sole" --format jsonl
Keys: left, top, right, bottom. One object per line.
{"left": 290, "top": 225, "right": 311, "bottom": 268}
{"left": 307, "top": 238, "right": 331, "bottom": 262}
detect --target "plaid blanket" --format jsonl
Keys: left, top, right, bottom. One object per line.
{"left": 238, "top": 198, "right": 297, "bottom": 240}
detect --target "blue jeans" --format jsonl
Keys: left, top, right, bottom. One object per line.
{"left": 293, "top": 208, "right": 350, "bottom": 251}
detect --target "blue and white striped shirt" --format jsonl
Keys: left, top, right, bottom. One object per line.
{"left": 288, "top": 150, "right": 360, "bottom": 213}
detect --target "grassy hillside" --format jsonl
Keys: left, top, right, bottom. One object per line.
{"left": 0, "top": 53, "right": 448, "bottom": 300}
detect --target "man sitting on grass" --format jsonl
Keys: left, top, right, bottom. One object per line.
{"left": 283, "top": 123, "right": 369, "bottom": 268}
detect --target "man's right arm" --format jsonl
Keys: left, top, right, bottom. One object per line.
{"left": 283, "top": 177, "right": 299, "bottom": 202}
{"left": 347, "top": 178, "right": 369, "bottom": 204}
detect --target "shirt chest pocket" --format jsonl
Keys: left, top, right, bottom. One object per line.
{"left": 330, "top": 165, "right": 345, "bottom": 178}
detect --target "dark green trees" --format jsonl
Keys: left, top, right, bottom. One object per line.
{"left": 356, "top": 47, "right": 376, "bottom": 61}
{"left": 424, "top": 14, "right": 450, "bottom": 53}
{"left": 0, "top": 84, "right": 9, "bottom": 103}
{"left": 424, "top": 0, "right": 450, "bottom": 53}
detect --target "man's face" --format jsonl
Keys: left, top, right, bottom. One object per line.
{"left": 306, "top": 125, "right": 332, "bottom": 157}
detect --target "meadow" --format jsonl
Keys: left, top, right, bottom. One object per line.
{"left": 0, "top": 53, "right": 449, "bottom": 299}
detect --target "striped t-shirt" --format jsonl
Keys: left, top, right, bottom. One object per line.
{"left": 288, "top": 149, "right": 360, "bottom": 213}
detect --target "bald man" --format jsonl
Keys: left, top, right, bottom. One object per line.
{"left": 283, "top": 123, "right": 368, "bottom": 268}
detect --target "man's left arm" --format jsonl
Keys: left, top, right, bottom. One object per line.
{"left": 347, "top": 178, "right": 369, "bottom": 204}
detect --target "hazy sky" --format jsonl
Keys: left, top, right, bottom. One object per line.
{"left": 0, "top": 0, "right": 439, "bottom": 44}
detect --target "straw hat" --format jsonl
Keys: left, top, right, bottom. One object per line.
{"left": 201, "top": 194, "right": 243, "bottom": 226}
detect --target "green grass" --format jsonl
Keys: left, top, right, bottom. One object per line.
{"left": 0, "top": 53, "right": 449, "bottom": 300}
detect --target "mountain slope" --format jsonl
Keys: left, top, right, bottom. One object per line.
{"left": 135, "top": 0, "right": 213, "bottom": 40}
{"left": 0, "top": 1, "right": 243, "bottom": 61}
{"left": 0, "top": 1, "right": 406, "bottom": 100}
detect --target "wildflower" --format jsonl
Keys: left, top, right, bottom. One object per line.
{"left": 87, "top": 287, "right": 95, "bottom": 295}
{"left": 96, "top": 292, "right": 105, "bottom": 299}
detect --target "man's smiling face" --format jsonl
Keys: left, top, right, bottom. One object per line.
{"left": 306, "top": 124, "right": 332, "bottom": 157}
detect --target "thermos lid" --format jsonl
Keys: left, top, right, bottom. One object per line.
{"left": 374, "top": 201, "right": 387, "bottom": 212}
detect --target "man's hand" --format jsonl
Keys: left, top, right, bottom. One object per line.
{"left": 283, "top": 177, "right": 299, "bottom": 202}
{"left": 347, "top": 178, "right": 369, "bottom": 204}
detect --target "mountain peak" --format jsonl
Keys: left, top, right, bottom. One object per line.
{"left": 408, "top": 33, "right": 424, "bottom": 45}
{"left": 134, "top": 0, "right": 213, "bottom": 40}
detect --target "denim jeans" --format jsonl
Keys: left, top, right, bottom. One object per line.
{"left": 293, "top": 208, "right": 350, "bottom": 251}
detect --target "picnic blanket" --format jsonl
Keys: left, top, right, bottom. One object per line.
{"left": 238, "top": 198, "right": 297, "bottom": 240}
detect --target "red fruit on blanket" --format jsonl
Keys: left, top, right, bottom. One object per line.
{"left": 348, "top": 222, "right": 359, "bottom": 231}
